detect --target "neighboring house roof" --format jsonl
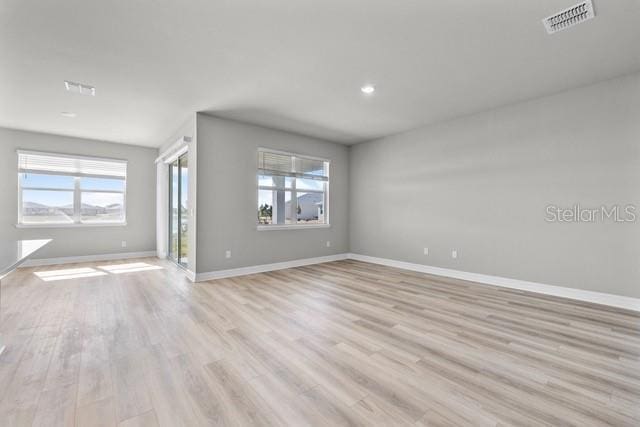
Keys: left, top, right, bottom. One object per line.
{"left": 289, "top": 193, "right": 322, "bottom": 204}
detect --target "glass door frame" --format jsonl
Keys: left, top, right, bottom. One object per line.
{"left": 168, "top": 152, "right": 188, "bottom": 267}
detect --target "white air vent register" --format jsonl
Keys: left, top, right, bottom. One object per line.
{"left": 543, "top": 1, "right": 595, "bottom": 34}
{"left": 64, "top": 80, "right": 96, "bottom": 96}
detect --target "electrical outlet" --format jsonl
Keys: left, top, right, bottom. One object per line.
{"left": 423, "top": 247, "right": 429, "bottom": 255}
{"left": 225, "top": 250, "right": 231, "bottom": 259}
{"left": 121, "top": 241, "right": 127, "bottom": 248}
{"left": 326, "top": 241, "right": 331, "bottom": 248}
{"left": 451, "top": 250, "right": 457, "bottom": 259}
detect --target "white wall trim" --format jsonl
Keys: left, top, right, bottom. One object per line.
{"left": 347, "top": 253, "right": 640, "bottom": 312}
{"left": 155, "top": 136, "right": 191, "bottom": 164}
{"left": 184, "top": 269, "right": 196, "bottom": 281}
{"left": 194, "top": 253, "right": 348, "bottom": 282}
{"left": 21, "top": 251, "right": 158, "bottom": 267}
{"left": 193, "top": 252, "right": 640, "bottom": 311}
{"left": 23, "top": 247, "right": 636, "bottom": 312}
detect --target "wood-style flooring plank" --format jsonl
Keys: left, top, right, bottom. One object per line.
{"left": 0, "top": 257, "right": 638, "bottom": 426}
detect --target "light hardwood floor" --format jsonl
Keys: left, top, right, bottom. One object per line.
{"left": 0, "top": 258, "right": 639, "bottom": 426}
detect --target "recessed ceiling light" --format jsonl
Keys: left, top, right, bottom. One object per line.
{"left": 61, "top": 112, "right": 77, "bottom": 118}
{"left": 64, "top": 80, "right": 95, "bottom": 96}
{"left": 361, "top": 85, "right": 375, "bottom": 94}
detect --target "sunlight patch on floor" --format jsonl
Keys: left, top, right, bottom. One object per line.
{"left": 34, "top": 267, "right": 108, "bottom": 282}
{"left": 33, "top": 262, "right": 163, "bottom": 281}
{"left": 98, "top": 262, "right": 164, "bottom": 274}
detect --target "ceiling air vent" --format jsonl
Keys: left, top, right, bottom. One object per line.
{"left": 543, "top": 0, "right": 595, "bottom": 34}
{"left": 64, "top": 80, "right": 96, "bottom": 96}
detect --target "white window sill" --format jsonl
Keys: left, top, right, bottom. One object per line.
{"left": 257, "top": 224, "right": 330, "bottom": 231}
{"left": 16, "top": 222, "right": 127, "bottom": 229}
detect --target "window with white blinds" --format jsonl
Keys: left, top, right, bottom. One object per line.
{"left": 17, "top": 150, "right": 127, "bottom": 226}
{"left": 257, "top": 149, "right": 329, "bottom": 228}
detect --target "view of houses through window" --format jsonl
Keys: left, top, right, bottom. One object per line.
{"left": 257, "top": 150, "right": 329, "bottom": 227}
{"left": 17, "top": 151, "right": 127, "bottom": 225}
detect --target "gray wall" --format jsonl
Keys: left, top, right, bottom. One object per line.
{"left": 0, "top": 128, "right": 157, "bottom": 259}
{"left": 195, "top": 114, "right": 349, "bottom": 273}
{"left": 350, "top": 72, "right": 640, "bottom": 298}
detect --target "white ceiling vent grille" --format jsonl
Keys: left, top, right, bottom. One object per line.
{"left": 543, "top": 0, "right": 595, "bottom": 34}
{"left": 64, "top": 80, "right": 96, "bottom": 96}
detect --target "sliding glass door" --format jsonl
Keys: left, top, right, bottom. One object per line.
{"left": 169, "top": 153, "right": 188, "bottom": 266}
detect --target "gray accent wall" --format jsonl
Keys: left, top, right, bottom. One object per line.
{"left": 349, "top": 72, "right": 640, "bottom": 298}
{"left": 195, "top": 114, "right": 349, "bottom": 273}
{"left": 0, "top": 128, "right": 157, "bottom": 259}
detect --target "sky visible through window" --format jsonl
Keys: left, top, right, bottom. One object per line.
{"left": 257, "top": 174, "right": 324, "bottom": 207}
{"left": 20, "top": 173, "right": 125, "bottom": 207}
{"left": 171, "top": 169, "right": 189, "bottom": 209}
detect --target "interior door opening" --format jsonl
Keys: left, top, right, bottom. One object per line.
{"left": 169, "top": 152, "right": 188, "bottom": 267}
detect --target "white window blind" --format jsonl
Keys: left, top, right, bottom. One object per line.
{"left": 258, "top": 150, "right": 328, "bottom": 181}
{"left": 18, "top": 150, "right": 127, "bottom": 180}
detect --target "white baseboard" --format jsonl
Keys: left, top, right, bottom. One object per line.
{"left": 194, "top": 253, "right": 349, "bottom": 282}
{"left": 184, "top": 270, "right": 196, "bottom": 282}
{"left": 21, "top": 251, "right": 158, "bottom": 267}
{"left": 35, "top": 248, "right": 633, "bottom": 312}
{"left": 347, "top": 253, "right": 640, "bottom": 312}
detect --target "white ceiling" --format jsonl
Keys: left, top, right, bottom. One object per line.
{"left": 1, "top": 0, "right": 639, "bottom": 147}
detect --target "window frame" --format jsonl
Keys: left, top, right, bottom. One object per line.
{"left": 16, "top": 151, "right": 127, "bottom": 228}
{"left": 256, "top": 148, "right": 330, "bottom": 231}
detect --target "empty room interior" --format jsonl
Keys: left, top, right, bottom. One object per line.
{"left": 1, "top": 1, "right": 639, "bottom": 426}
